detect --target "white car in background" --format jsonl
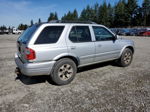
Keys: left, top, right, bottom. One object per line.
{"left": 12, "top": 28, "right": 22, "bottom": 34}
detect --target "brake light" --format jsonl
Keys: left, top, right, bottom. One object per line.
{"left": 25, "top": 47, "right": 36, "bottom": 60}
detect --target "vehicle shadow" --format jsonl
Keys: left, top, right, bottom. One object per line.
{"left": 77, "top": 61, "right": 117, "bottom": 73}
{"left": 15, "top": 74, "right": 56, "bottom": 85}
{"left": 15, "top": 61, "right": 118, "bottom": 85}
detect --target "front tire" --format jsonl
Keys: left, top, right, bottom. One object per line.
{"left": 51, "top": 58, "right": 77, "bottom": 85}
{"left": 117, "top": 48, "right": 133, "bottom": 67}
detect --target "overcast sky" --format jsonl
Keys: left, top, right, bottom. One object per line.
{"left": 0, "top": 0, "right": 143, "bottom": 27}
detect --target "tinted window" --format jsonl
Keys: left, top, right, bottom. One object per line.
{"left": 35, "top": 26, "right": 64, "bottom": 44}
{"left": 69, "top": 26, "right": 91, "bottom": 42}
{"left": 93, "top": 26, "right": 114, "bottom": 41}
{"left": 18, "top": 25, "right": 38, "bottom": 44}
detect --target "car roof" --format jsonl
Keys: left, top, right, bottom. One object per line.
{"left": 32, "top": 20, "right": 108, "bottom": 30}
{"left": 37, "top": 20, "right": 101, "bottom": 26}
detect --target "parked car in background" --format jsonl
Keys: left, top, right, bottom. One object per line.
{"left": 110, "top": 28, "right": 119, "bottom": 35}
{"left": 140, "top": 30, "right": 150, "bottom": 36}
{"left": 118, "top": 28, "right": 130, "bottom": 36}
{"left": 0, "top": 29, "right": 9, "bottom": 34}
{"left": 4, "top": 29, "right": 9, "bottom": 34}
{"left": 110, "top": 28, "right": 150, "bottom": 36}
{"left": 12, "top": 28, "right": 22, "bottom": 34}
{"left": 138, "top": 28, "right": 147, "bottom": 36}
{"left": 128, "top": 29, "right": 139, "bottom": 36}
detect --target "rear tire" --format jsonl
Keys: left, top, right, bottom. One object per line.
{"left": 117, "top": 48, "right": 133, "bottom": 67}
{"left": 51, "top": 58, "right": 77, "bottom": 85}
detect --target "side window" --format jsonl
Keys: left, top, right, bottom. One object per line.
{"left": 35, "top": 26, "right": 64, "bottom": 44}
{"left": 93, "top": 26, "right": 114, "bottom": 41}
{"left": 69, "top": 26, "right": 92, "bottom": 42}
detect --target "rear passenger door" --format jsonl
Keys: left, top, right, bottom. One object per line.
{"left": 66, "top": 25, "right": 95, "bottom": 66}
{"left": 92, "top": 26, "right": 121, "bottom": 62}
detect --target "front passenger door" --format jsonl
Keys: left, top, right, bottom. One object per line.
{"left": 92, "top": 26, "right": 121, "bottom": 62}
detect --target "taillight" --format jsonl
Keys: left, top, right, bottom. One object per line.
{"left": 25, "top": 47, "right": 36, "bottom": 60}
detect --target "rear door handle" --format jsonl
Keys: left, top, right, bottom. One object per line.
{"left": 70, "top": 46, "right": 76, "bottom": 50}
{"left": 98, "top": 44, "right": 102, "bottom": 47}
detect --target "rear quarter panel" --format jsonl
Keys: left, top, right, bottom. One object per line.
{"left": 28, "top": 24, "right": 70, "bottom": 62}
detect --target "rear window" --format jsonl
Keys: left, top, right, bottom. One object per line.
{"left": 35, "top": 26, "right": 64, "bottom": 44}
{"left": 69, "top": 26, "right": 91, "bottom": 42}
{"left": 18, "top": 25, "right": 38, "bottom": 44}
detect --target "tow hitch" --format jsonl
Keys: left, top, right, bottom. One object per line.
{"left": 15, "top": 67, "right": 21, "bottom": 75}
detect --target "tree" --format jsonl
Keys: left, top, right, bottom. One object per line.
{"left": 79, "top": 8, "right": 87, "bottom": 21}
{"left": 98, "top": 1, "right": 111, "bottom": 26}
{"left": 38, "top": 18, "right": 41, "bottom": 24}
{"left": 18, "top": 24, "right": 28, "bottom": 30}
{"left": 62, "top": 11, "right": 72, "bottom": 20}
{"left": 0, "top": 25, "right": 7, "bottom": 32}
{"left": 93, "top": 3, "right": 99, "bottom": 23}
{"left": 142, "top": 0, "right": 150, "bottom": 26}
{"left": 132, "top": 6, "right": 143, "bottom": 26}
{"left": 48, "top": 13, "right": 55, "bottom": 21}
{"left": 80, "top": 5, "right": 94, "bottom": 21}
{"left": 48, "top": 12, "right": 58, "bottom": 22}
{"left": 127, "top": 0, "right": 138, "bottom": 15}
{"left": 126, "top": 0, "right": 138, "bottom": 26}
{"left": 30, "top": 20, "right": 34, "bottom": 26}
{"left": 72, "top": 9, "right": 78, "bottom": 20}
{"left": 107, "top": 3, "right": 114, "bottom": 27}
{"left": 54, "top": 12, "right": 58, "bottom": 20}
{"left": 61, "top": 9, "right": 78, "bottom": 21}
{"left": 114, "top": 0, "right": 128, "bottom": 27}
{"left": 61, "top": 14, "right": 67, "bottom": 20}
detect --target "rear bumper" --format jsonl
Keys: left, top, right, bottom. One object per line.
{"left": 15, "top": 54, "right": 56, "bottom": 76}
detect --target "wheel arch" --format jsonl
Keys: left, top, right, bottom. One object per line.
{"left": 53, "top": 54, "right": 80, "bottom": 66}
{"left": 126, "top": 46, "right": 134, "bottom": 54}
{"left": 120, "top": 45, "right": 134, "bottom": 57}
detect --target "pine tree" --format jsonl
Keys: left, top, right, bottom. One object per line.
{"left": 61, "top": 14, "right": 67, "bottom": 20}
{"left": 79, "top": 8, "right": 87, "bottom": 21}
{"left": 142, "top": 0, "right": 150, "bottom": 26}
{"left": 72, "top": 9, "right": 78, "bottom": 20}
{"left": 48, "top": 12, "right": 58, "bottom": 22}
{"left": 131, "top": 7, "right": 143, "bottom": 26}
{"left": 98, "top": 1, "right": 110, "bottom": 26}
{"left": 93, "top": 3, "right": 99, "bottom": 23}
{"left": 126, "top": 0, "right": 138, "bottom": 26}
{"left": 67, "top": 11, "right": 72, "bottom": 20}
{"left": 61, "top": 9, "right": 78, "bottom": 21}
{"left": 30, "top": 20, "right": 34, "bottom": 26}
{"left": 54, "top": 12, "right": 58, "bottom": 20}
{"left": 18, "top": 24, "right": 28, "bottom": 30}
{"left": 38, "top": 18, "right": 41, "bottom": 24}
{"left": 114, "top": 0, "right": 127, "bottom": 27}
{"left": 80, "top": 5, "right": 94, "bottom": 21}
{"left": 107, "top": 3, "right": 114, "bottom": 27}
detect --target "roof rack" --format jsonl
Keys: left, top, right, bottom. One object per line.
{"left": 48, "top": 20, "right": 97, "bottom": 24}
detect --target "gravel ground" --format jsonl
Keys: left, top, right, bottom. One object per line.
{"left": 0, "top": 35, "right": 150, "bottom": 112}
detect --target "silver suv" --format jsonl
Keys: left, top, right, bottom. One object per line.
{"left": 15, "top": 21, "right": 134, "bottom": 85}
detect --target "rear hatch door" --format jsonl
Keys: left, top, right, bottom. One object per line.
{"left": 17, "top": 25, "right": 39, "bottom": 63}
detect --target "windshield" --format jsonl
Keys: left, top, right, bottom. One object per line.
{"left": 18, "top": 25, "right": 39, "bottom": 44}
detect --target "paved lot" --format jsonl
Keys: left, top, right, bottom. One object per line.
{"left": 0, "top": 35, "right": 150, "bottom": 112}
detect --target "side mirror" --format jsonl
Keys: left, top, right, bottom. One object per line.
{"left": 113, "top": 34, "right": 118, "bottom": 41}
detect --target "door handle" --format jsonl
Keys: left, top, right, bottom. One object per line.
{"left": 70, "top": 46, "right": 76, "bottom": 50}
{"left": 98, "top": 44, "right": 102, "bottom": 47}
